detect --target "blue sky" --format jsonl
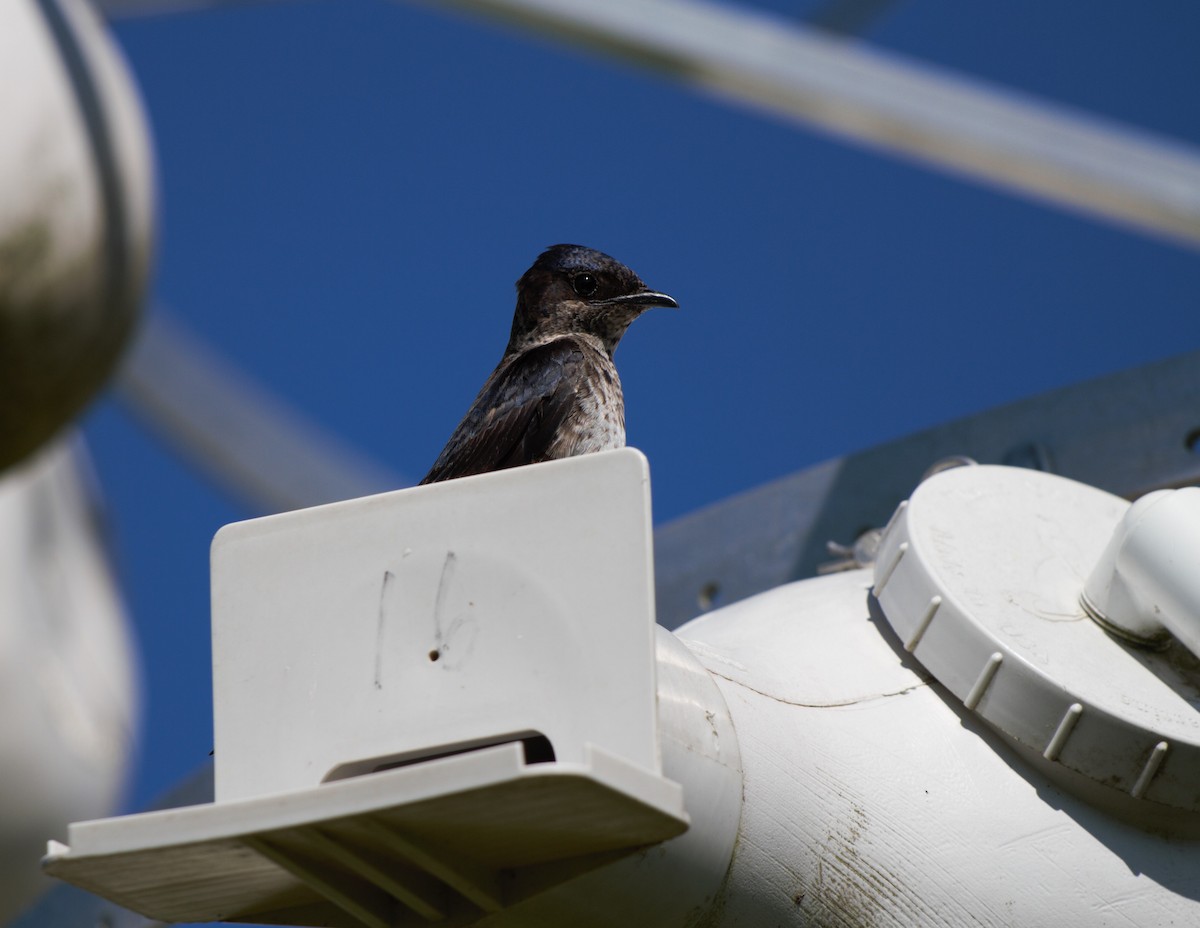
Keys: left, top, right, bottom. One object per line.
{"left": 83, "top": 0, "right": 1199, "bottom": 822}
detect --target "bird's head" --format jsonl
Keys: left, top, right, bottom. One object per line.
{"left": 508, "top": 244, "right": 678, "bottom": 355}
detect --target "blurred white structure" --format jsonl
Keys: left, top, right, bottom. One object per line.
{"left": 0, "top": 0, "right": 153, "bottom": 470}
{"left": 0, "top": 0, "right": 151, "bottom": 919}
{"left": 0, "top": 440, "right": 139, "bottom": 922}
{"left": 44, "top": 450, "right": 1200, "bottom": 926}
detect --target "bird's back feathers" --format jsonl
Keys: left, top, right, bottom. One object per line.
{"left": 420, "top": 337, "right": 619, "bottom": 484}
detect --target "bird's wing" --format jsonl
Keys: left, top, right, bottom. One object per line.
{"left": 420, "top": 338, "right": 586, "bottom": 484}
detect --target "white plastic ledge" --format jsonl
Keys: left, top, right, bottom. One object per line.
{"left": 45, "top": 742, "right": 686, "bottom": 926}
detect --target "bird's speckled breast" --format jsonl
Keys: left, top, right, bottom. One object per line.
{"left": 550, "top": 342, "right": 625, "bottom": 458}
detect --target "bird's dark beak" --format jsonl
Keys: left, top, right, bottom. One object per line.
{"left": 595, "top": 290, "right": 679, "bottom": 309}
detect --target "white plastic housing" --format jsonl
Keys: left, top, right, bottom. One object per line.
{"left": 678, "top": 568, "right": 1200, "bottom": 926}
{"left": 1083, "top": 487, "right": 1200, "bottom": 656}
{"left": 46, "top": 456, "right": 1200, "bottom": 926}
{"left": 872, "top": 465, "right": 1200, "bottom": 823}
{"left": 45, "top": 450, "right": 742, "bottom": 927}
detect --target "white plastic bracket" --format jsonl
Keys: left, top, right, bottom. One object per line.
{"left": 209, "top": 445, "right": 663, "bottom": 801}
{"left": 44, "top": 449, "right": 689, "bottom": 925}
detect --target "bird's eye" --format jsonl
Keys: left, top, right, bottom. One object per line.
{"left": 572, "top": 273, "right": 598, "bottom": 297}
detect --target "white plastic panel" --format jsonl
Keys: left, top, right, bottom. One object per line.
{"left": 211, "top": 448, "right": 660, "bottom": 802}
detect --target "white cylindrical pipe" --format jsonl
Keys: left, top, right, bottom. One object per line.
{"left": 1084, "top": 488, "right": 1200, "bottom": 656}
{"left": 677, "top": 570, "right": 1200, "bottom": 925}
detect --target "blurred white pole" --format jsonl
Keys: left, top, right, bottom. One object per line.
{"left": 94, "top": 0, "right": 276, "bottom": 14}
{"left": 0, "top": 437, "right": 139, "bottom": 923}
{"left": 95, "top": 0, "right": 1200, "bottom": 247}
{"left": 116, "top": 312, "right": 406, "bottom": 514}
{"left": 430, "top": 0, "right": 1200, "bottom": 251}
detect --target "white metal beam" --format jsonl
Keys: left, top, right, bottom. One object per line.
{"left": 116, "top": 311, "right": 406, "bottom": 513}
{"left": 432, "top": 0, "right": 1200, "bottom": 251}
{"left": 94, "top": 0, "right": 276, "bottom": 15}
{"left": 95, "top": 0, "right": 1200, "bottom": 248}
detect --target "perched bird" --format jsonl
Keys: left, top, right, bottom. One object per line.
{"left": 421, "top": 244, "right": 678, "bottom": 484}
